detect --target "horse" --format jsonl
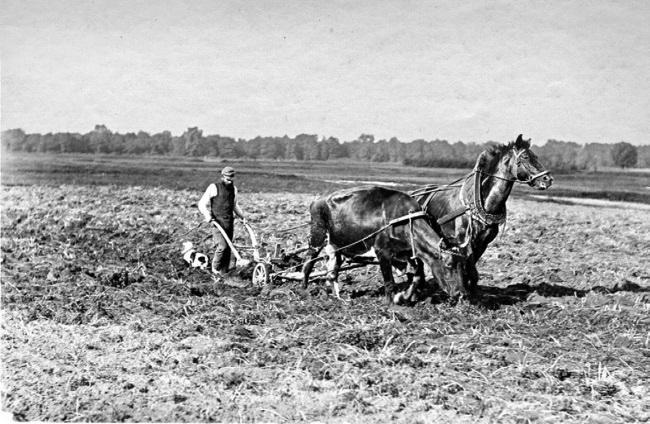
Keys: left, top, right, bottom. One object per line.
{"left": 410, "top": 134, "right": 553, "bottom": 295}
{"left": 301, "top": 186, "right": 473, "bottom": 304}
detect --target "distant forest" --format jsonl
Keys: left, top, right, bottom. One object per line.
{"left": 2, "top": 126, "right": 648, "bottom": 171}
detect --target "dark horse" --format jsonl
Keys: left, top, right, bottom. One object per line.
{"left": 301, "top": 186, "right": 473, "bottom": 304}
{"left": 411, "top": 134, "right": 553, "bottom": 295}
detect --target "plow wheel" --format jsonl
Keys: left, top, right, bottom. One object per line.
{"left": 252, "top": 262, "right": 271, "bottom": 287}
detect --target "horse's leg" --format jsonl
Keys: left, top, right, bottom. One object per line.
{"left": 466, "top": 227, "right": 496, "bottom": 296}
{"left": 386, "top": 260, "right": 411, "bottom": 305}
{"left": 302, "top": 223, "right": 327, "bottom": 290}
{"left": 375, "top": 249, "right": 396, "bottom": 304}
{"left": 402, "top": 258, "right": 417, "bottom": 301}
{"left": 301, "top": 246, "right": 323, "bottom": 291}
{"left": 465, "top": 257, "right": 480, "bottom": 298}
{"left": 332, "top": 253, "right": 344, "bottom": 300}
{"left": 393, "top": 257, "right": 423, "bottom": 305}
{"left": 406, "top": 258, "right": 425, "bottom": 303}
{"left": 404, "top": 257, "right": 417, "bottom": 286}
{"left": 323, "top": 244, "right": 343, "bottom": 299}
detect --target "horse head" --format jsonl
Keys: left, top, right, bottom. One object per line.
{"left": 429, "top": 238, "right": 475, "bottom": 299}
{"left": 476, "top": 134, "right": 553, "bottom": 190}
{"left": 510, "top": 135, "right": 553, "bottom": 190}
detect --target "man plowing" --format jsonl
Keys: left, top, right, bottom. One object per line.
{"left": 198, "top": 166, "right": 247, "bottom": 277}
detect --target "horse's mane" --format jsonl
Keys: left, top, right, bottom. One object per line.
{"left": 474, "top": 141, "right": 518, "bottom": 171}
{"left": 485, "top": 141, "right": 516, "bottom": 156}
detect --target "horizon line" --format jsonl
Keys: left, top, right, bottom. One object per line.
{"left": 2, "top": 126, "right": 644, "bottom": 147}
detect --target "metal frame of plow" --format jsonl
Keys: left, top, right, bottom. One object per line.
{"left": 211, "top": 221, "right": 262, "bottom": 268}
{"left": 271, "top": 257, "right": 379, "bottom": 282}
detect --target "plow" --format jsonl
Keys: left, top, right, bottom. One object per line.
{"left": 211, "top": 221, "right": 378, "bottom": 288}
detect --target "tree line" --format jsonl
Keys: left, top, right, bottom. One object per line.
{"left": 1, "top": 125, "right": 647, "bottom": 171}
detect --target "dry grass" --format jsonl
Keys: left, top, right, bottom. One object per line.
{"left": 1, "top": 184, "right": 649, "bottom": 422}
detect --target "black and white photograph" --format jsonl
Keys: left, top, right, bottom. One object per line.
{"left": 1, "top": 0, "right": 649, "bottom": 422}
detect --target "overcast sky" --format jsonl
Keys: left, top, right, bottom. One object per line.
{"left": 1, "top": 0, "right": 649, "bottom": 145}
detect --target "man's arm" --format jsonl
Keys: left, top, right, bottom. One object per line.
{"left": 197, "top": 184, "right": 218, "bottom": 222}
{"left": 234, "top": 186, "right": 245, "bottom": 220}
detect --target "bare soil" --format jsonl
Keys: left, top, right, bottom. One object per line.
{"left": 1, "top": 184, "right": 649, "bottom": 423}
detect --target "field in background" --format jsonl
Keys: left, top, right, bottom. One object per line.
{"left": 1, "top": 153, "right": 649, "bottom": 422}
{"left": 2, "top": 152, "right": 650, "bottom": 203}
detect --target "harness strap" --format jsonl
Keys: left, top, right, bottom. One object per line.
{"left": 388, "top": 210, "right": 428, "bottom": 226}
{"left": 475, "top": 169, "right": 516, "bottom": 183}
{"left": 409, "top": 174, "right": 468, "bottom": 198}
{"left": 412, "top": 174, "right": 474, "bottom": 218}
{"left": 322, "top": 210, "right": 429, "bottom": 258}
{"left": 442, "top": 184, "right": 473, "bottom": 249}
{"left": 409, "top": 184, "right": 439, "bottom": 197}
{"left": 437, "top": 206, "right": 470, "bottom": 225}
{"left": 408, "top": 212, "right": 417, "bottom": 259}
{"left": 421, "top": 190, "right": 437, "bottom": 212}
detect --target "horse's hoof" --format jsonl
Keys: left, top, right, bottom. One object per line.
{"left": 385, "top": 292, "right": 399, "bottom": 305}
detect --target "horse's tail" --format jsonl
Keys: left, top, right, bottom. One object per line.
{"left": 307, "top": 198, "right": 331, "bottom": 249}
{"left": 302, "top": 198, "right": 331, "bottom": 288}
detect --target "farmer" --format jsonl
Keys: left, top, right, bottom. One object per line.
{"left": 198, "top": 166, "right": 247, "bottom": 276}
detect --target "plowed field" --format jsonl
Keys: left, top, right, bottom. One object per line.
{"left": 2, "top": 181, "right": 649, "bottom": 422}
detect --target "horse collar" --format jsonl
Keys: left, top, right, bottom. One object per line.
{"left": 469, "top": 171, "right": 507, "bottom": 226}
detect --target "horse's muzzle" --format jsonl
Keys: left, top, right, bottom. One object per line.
{"left": 529, "top": 173, "right": 553, "bottom": 190}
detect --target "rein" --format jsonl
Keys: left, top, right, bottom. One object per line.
{"left": 311, "top": 210, "right": 430, "bottom": 261}
{"left": 269, "top": 209, "right": 457, "bottom": 277}
{"left": 331, "top": 210, "right": 467, "bottom": 261}
{"left": 324, "top": 210, "right": 467, "bottom": 257}
{"left": 415, "top": 150, "right": 550, "bottom": 227}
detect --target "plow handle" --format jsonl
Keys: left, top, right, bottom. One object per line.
{"left": 242, "top": 223, "right": 262, "bottom": 261}
{"left": 211, "top": 221, "right": 243, "bottom": 262}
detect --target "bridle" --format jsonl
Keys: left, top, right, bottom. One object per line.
{"left": 438, "top": 238, "right": 468, "bottom": 257}
{"left": 475, "top": 148, "right": 550, "bottom": 185}
{"left": 475, "top": 169, "right": 550, "bottom": 185}
{"left": 465, "top": 148, "right": 550, "bottom": 224}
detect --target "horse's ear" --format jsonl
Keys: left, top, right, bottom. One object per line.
{"left": 515, "top": 134, "right": 530, "bottom": 149}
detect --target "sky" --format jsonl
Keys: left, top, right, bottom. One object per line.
{"left": 1, "top": 0, "right": 649, "bottom": 145}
